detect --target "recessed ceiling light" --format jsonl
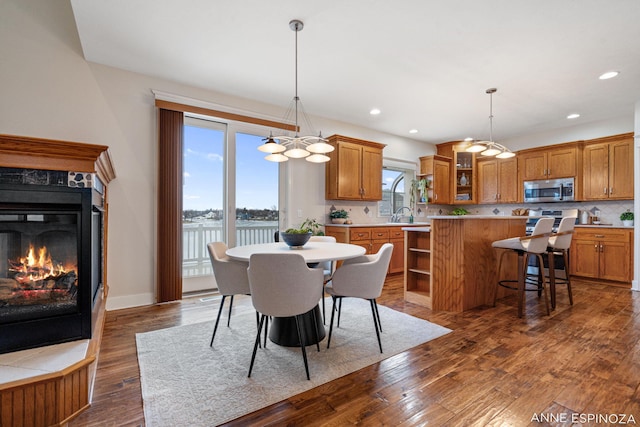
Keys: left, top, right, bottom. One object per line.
{"left": 369, "top": 108, "right": 381, "bottom": 115}
{"left": 567, "top": 113, "right": 580, "bottom": 119}
{"left": 409, "top": 129, "right": 418, "bottom": 134}
{"left": 599, "top": 71, "right": 619, "bottom": 80}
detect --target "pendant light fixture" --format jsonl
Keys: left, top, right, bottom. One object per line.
{"left": 465, "top": 88, "right": 515, "bottom": 159}
{"left": 257, "top": 19, "right": 334, "bottom": 163}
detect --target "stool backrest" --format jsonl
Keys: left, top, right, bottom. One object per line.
{"left": 524, "top": 217, "right": 554, "bottom": 254}
{"left": 548, "top": 217, "right": 576, "bottom": 250}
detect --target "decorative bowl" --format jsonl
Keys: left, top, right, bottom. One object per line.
{"left": 280, "top": 231, "right": 312, "bottom": 249}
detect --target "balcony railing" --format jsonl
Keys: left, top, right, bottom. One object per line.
{"left": 182, "top": 222, "right": 278, "bottom": 277}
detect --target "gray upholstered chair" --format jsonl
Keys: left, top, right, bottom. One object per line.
{"left": 492, "top": 217, "right": 555, "bottom": 317}
{"left": 546, "top": 216, "right": 575, "bottom": 309}
{"left": 308, "top": 235, "right": 337, "bottom": 323}
{"left": 247, "top": 253, "right": 324, "bottom": 380}
{"left": 325, "top": 243, "right": 393, "bottom": 353}
{"left": 207, "top": 242, "right": 256, "bottom": 346}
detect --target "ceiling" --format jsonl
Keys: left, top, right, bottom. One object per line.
{"left": 70, "top": 0, "right": 640, "bottom": 143}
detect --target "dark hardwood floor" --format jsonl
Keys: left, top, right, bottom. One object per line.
{"left": 70, "top": 275, "right": 640, "bottom": 426}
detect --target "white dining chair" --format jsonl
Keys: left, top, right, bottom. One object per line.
{"left": 207, "top": 242, "right": 257, "bottom": 346}
{"left": 309, "top": 235, "right": 337, "bottom": 323}
{"left": 247, "top": 253, "right": 324, "bottom": 380}
{"left": 325, "top": 243, "right": 393, "bottom": 353}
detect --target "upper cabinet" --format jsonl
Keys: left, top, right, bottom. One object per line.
{"left": 582, "top": 133, "right": 634, "bottom": 200}
{"left": 325, "top": 134, "right": 386, "bottom": 201}
{"left": 436, "top": 141, "right": 476, "bottom": 204}
{"left": 477, "top": 157, "right": 518, "bottom": 204}
{"left": 419, "top": 155, "right": 451, "bottom": 204}
{"left": 519, "top": 145, "right": 578, "bottom": 181}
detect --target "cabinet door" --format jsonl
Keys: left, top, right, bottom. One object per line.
{"left": 477, "top": 159, "right": 498, "bottom": 204}
{"left": 547, "top": 147, "right": 577, "bottom": 178}
{"left": 582, "top": 143, "right": 609, "bottom": 200}
{"left": 336, "top": 142, "right": 363, "bottom": 199}
{"left": 570, "top": 239, "right": 600, "bottom": 278}
{"left": 361, "top": 145, "right": 383, "bottom": 200}
{"left": 434, "top": 160, "right": 451, "bottom": 204}
{"left": 609, "top": 138, "right": 634, "bottom": 199}
{"left": 520, "top": 151, "right": 547, "bottom": 181}
{"left": 599, "top": 241, "right": 631, "bottom": 282}
{"left": 498, "top": 157, "right": 518, "bottom": 203}
{"left": 388, "top": 228, "right": 404, "bottom": 274}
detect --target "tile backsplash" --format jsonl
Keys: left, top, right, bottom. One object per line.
{"left": 326, "top": 199, "right": 634, "bottom": 226}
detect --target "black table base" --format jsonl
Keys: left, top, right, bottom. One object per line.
{"left": 269, "top": 305, "right": 326, "bottom": 347}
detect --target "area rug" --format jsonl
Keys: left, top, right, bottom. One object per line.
{"left": 136, "top": 298, "right": 451, "bottom": 426}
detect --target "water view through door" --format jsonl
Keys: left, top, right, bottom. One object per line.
{"left": 182, "top": 118, "right": 279, "bottom": 293}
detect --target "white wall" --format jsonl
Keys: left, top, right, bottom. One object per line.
{"left": 0, "top": 0, "right": 433, "bottom": 310}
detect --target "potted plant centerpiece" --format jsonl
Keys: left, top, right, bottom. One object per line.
{"left": 620, "top": 211, "right": 634, "bottom": 227}
{"left": 330, "top": 209, "right": 349, "bottom": 224}
{"left": 280, "top": 219, "right": 316, "bottom": 249}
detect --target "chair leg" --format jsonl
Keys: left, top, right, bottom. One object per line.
{"left": 369, "top": 299, "right": 383, "bottom": 353}
{"left": 321, "top": 286, "right": 326, "bottom": 325}
{"left": 337, "top": 297, "right": 343, "bottom": 328}
{"left": 210, "top": 295, "right": 227, "bottom": 346}
{"left": 373, "top": 299, "right": 382, "bottom": 332}
{"left": 493, "top": 249, "right": 509, "bottom": 307}
{"left": 548, "top": 251, "right": 557, "bottom": 310}
{"left": 535, "top": 254, "right": 550, "bottom": 315}
{"left": 563, "top": 250, "right": 574, "bottom": 305}
{"left": 248, "top": 314, "right": 266, "bottom": 378}
{"left": 255, "top": 311, "right": 262, "bottom": 349}
{"left": 327, "top": 297, "right": 339, "bottom": 349}
{"left": 294, "top": 315, "right": 311, "bottom": 380}
{"left": 227, "top": 295, "right": 234, "bottom": 327}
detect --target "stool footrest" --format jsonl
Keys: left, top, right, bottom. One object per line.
{"left": 498, "top": 280, "right": 545, "bottom": 292}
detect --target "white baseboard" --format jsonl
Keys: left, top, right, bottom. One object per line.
{"left": 106, "top": 292, "right": 155, "bottom": 311}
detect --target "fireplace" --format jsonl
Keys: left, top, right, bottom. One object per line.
{"left": 0, "top": 169, "right": 103, "bottom": 354}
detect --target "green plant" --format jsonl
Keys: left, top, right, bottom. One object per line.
{"left": 410, "top": 178, "right": 429, "bottom": 206}
{"left": 451, "top": 207, "right": 469, "bottom": 216}
{"left": 329, "top": 209, "right": 349, "bottom": 219}
{"left": 620, "top": 211, "right": 634, "bottom": 221}
{"left": 284, "top": 218, "right": 324, "bottom": 235}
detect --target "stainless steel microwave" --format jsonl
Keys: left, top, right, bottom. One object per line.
{"left": 523, "top": 178, "right": 574, "bottom": 203}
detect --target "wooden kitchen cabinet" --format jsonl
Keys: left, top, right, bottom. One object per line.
{"left": 519, "top": 145, "right": 578, "bottom": 181}
{"left": 419, "top": 155, "right": 451, "bottom": 204}
{"left": 325, "top": 134, "right": 385, "bottom": 201}
{"left": 436, "top": 141, "right": 476, "bottom": 204}
{"left": 582, "top": 133, "right": 633, "bottom": 200}
{"left": 570, "top": 227, "right": 633, "bottom": 283}
{"left": 325, "top": 225, "right": 415, "bottom": 274}
{"left": 477, "top": 157, "right": 518, "bottom": 204}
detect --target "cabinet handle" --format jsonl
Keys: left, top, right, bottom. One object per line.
{"left": 610, "top": 187, "right": 613, "bottom": 195}
{"left": 595, "top": 235, "right": 605, "bottom": 238}
{"left": 604, "top": 187, "right": 608, "bottom": 194}
{"left": 600, "top": 244, "right": 604, "bottom": 252}
{"left": 595, "top": 244, "right": 599, "bottom": 252}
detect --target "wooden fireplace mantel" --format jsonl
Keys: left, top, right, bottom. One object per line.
{"left": 0, "top": 134, "right": 115, "bottom": 184}
{"left": 0, "top": 133, "right": 115, "bottom": 426}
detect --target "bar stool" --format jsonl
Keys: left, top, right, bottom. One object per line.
{"left": 492, "top": 217, "right": 555, "bottom": 317}
{"left": 546, "top": 217, "right": 575, "bottom": 309}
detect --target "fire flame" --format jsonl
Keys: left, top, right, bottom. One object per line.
{"left": 10, "top": 245, "right": 73, "bottom": 284}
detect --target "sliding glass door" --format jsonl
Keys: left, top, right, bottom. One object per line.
{"left": 182, "top": 117, "right": 279, "bottom": 293}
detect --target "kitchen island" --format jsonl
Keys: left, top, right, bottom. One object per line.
{"left": 404, "top": 215, "right": 527, "bottom": 312}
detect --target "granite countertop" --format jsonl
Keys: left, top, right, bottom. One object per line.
{"left": 325, "top": 222, "right": 430, "bottom": 227}
{"left": 427, "top": 215, "right": 528, "bottom": 220}
{"left": 575, "top": 224, "right": 634, "bottom": 229}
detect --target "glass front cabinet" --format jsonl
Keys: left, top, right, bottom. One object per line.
{"left": 436, "top": 141, "right": 477, "bottom": 205}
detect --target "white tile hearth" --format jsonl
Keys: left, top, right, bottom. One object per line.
{"left": 0, "top": 339, "right": 89, "bottom": 384}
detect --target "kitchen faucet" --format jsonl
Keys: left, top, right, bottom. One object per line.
{"left": 391, "top": 206, "right": 413, "bottom": 223}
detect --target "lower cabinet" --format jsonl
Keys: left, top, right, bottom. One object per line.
{"left": 570, "top": 227, "right": 633, "bottom": 283}
{"left": 324, "top": 225, "right": 412, "bottom": 274}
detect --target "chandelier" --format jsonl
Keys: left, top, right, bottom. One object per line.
{"left": 465, "top": 88, "right": 515, "bottom": 159}
{"left": 257, "top": 19, "right": 334, "bottom": 163}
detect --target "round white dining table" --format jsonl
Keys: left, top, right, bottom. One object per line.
{"left": 225, "top": 241, "right": 366, "bottom": 347}
{"left": 226, "top": 241, "right": 366, "bottom": 263}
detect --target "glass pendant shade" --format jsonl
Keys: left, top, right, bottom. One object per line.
{"left": 258, "top": 139, "right": 286, "bottom": 153}
{"left": 306, "top": 153, "right": 331, "bottom": 163}
{"left": 264, "top": 153, "right": 289, "bottom": 162}
{"left": 496, "top": 150, "right": 516, "bottom": 159}
{"left": 466, "top": 143, "right": 488, "bottom": 153}
{"left": 284, "top": 147, "right": 310, "bottom": 158}
{"left": 306, "top": 141, "right": 334, "bottom": 154}
{"left": 481, "top": 146, "right": 501, "bottom": 156}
